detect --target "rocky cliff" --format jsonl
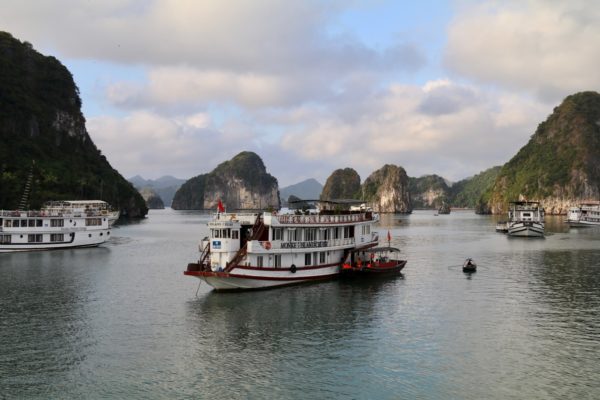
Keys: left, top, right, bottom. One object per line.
{"left": 361, "top": 164, "right": 411, "bottom": 213}
{"left": 320, "top": 168, "right": 361, "bottom": 200}
{"left": 171, "top": 151, "right": 280, "bottom": 210}
{"left": 0, "top": 32, "right": 147, "bottom": 217}
{"left": 139, "top": 187, "right": 165, "bottom": 209}
{"left": 409, "top": 175, "right": 449, "bottom": 208}
{"left": 481, "top": 92, "right": 600, "bottom": 214}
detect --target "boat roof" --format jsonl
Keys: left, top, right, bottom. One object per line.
{"left": 288, "top": 199, "right": 366, "bottom": 205}
{"left": 509, "top": 201, "right": 540, "bottom": 205}
{"left": 45, "top": 200, "right": 108, "bottom": 205}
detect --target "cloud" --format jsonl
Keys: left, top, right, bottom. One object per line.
{"left": 278, "top": 80, "right": 548, "bottom": 181}
{"left": 87, "top": 111, "right": 255, "bottom": 179}
{"left": 445, "top": 0, "right": 600, "bottom": 102}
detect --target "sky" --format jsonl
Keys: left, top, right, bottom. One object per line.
{"left": 2, "top": 0, "right": 599, "bottom": 186}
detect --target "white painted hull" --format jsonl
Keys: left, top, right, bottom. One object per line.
{"left": 508, "top": 222, "right": 544, "bottom": 237}
{"left": 0, "top": 229, "right": 110, "bottom": 252}
{"left": 188, "top": 264, "right": 340, "bottom": 291}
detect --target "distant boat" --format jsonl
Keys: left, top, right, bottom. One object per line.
{"left": 0, "top": 206, "right": 111, "bottom": 252}
{"left": 438, "top": 202, "right": 451, "bottom": 215}
{"left": 495, "top": 221, "right": 509, "bottom": 233}
{"left": 507, "top": 201, "right": 544, "bottom": 238}
{"left": 566, "top": 203, "right": 600, "bottom": 227}
{"left": 463, "top": 258, "right": 477, "bottom": 273}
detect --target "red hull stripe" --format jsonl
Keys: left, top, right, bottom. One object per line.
{"left": 184, "top": 270, "right": 340, "bottom": 281}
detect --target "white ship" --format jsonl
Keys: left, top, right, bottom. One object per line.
{"left": 0, "top": 206, "right": 111, "bottom": 252}
{"left": 43, "top": 200, "right": 120, "bottom": 226}
{"left": 507, "top": 201, "right": 545, "bottom": 237}
{"left": 566, "top": 203, "right": 600, "bottom": 227}
{"left": 185, "top": 201, "right": 381, "bottom": 291}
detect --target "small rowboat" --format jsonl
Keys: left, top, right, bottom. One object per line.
{"left": 463, "top": 258, "right": 477, "bottom": 273}
{"left": 341, "top": 247, "right": 407, "bottom": 277}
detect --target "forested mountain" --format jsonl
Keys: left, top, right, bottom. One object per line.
{"left": 171, "top": 151, "right": 279, "bottom": 210}
{"left": 0, "top": 31, "right": 147, "bottom": 217}
{"left": 480, "top": 92, "right": 600, "bottom": 214}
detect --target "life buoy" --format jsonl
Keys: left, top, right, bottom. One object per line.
{"left": 263, "top": 241, "right": 272, "bottom": 250}
{"left": 290, "top": 264, "right": 297, "bottom": 273}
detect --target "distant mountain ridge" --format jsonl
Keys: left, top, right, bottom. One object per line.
{"left": 128, "top": 175, "right": 186, "bottom": 207}
{"left": 280, "top": 178, "right": 323, "bottom": 203}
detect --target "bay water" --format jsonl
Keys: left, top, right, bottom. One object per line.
{"left": 1, "top": 210, "right": 599, "bottom": 399}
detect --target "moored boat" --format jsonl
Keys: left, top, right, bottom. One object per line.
{"left": 0, "top": 207, "right": 111, "bottom": 252}
{"left": 184, "top": 200, "right": 381, "bottom": 291}
{"left": 340, "top": 246, "right": 406, "bottom": 277}
{"left": 566, "top": 203, "right": 600, "bottom": 227}
{"left": 507, "top": 201, "right": 545, "bottom": 237}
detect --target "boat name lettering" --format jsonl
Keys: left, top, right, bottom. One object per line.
{"left": 281, "top": 240, "right": 328, "bottom": 249}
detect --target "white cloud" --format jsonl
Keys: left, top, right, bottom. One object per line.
{"left": 278, "top": 80, "right": 548, "bottom": 181}
{"left": 445, "top": 0, "right": 600, "bottom": 102}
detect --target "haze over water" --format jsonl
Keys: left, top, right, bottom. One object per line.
{"left": 1, "top": 210, "right": 599, "bottom": 399}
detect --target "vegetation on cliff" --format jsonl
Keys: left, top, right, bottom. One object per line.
{"left": 0, "top": 31, "right": 147, "bottom": 217}
{"left": 481, "top": 91, "right": 600, "bottom": 214}
{"left": 449, "top": 166, "right": 501, "bottom": 209}
{"left": 320, "top": 168, "right": 361, "bottom": 200}
{"left": 171, "top": 151, "right": 279, "bottom": 210}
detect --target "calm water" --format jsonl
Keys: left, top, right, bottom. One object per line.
{"left": 1, "top": 210, "right": 599, "bottom": 399}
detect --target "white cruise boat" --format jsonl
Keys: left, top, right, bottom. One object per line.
{"left": 566, "top": 203, "right": 600, "bottom": 226}
{"left": 43, "top": 200, "right": 120, "bottom": 226}
{"left": 185, "top": 201, "right": 381, "bottom": 290}
{"left": 507, "top": 201, "right": 545, "bottom": 237}
{"left": 0, "top": 207, "right": 111, "bottom": 252}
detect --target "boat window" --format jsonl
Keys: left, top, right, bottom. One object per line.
{"left": 4, "top": 220, "right": 11, "bottom": 227}
{"left": 28, "top": 219, "right": 35, "bottom": 227}
{"left": 334, "top": 227, "right": 340, "bottom": 239}
{"left": 13, "top": 219, "right": 19, "bottom": 226}
{"left": 274, "top": 254, "right": 281, "bottom": 268}
{"left": 232, "top": 230, "right": 239, "bottom": 239}
{"left": 288, "top": 229, "right": 298, "bottom": 241}
{"left": 20, "top": 220, "right": 27, "bottom": 227}
{"left": 272, "top": 228, "right": 282, "bottom": 241}
{"left": 257, "top": 256, "right": 264, "bottom": 268}
{"left": 50, "top": 234, "right": 64, "bottom": 242}
{"left": 50, "top": 219, "right": 64, "bottom": 227}
{"left": 305, "top": 253, "right": 311, "bottom": 266}
{"left": 343, "top": 226, "right": 350, "bottom": 238}
{"left": 36, "top": 219, "right": 43, "bottom": 227}
{"left": 305, "top": 228, "right": 317, "bottom": 241}
{"left": 28, "top": 234, "right": 43, "bottom": 243}
{"left": 223, "top": 229, "right": 230, "bottom": 239}
{"left": 319, "top": 252, "right": 326, "bottom": 264}
{"left": 321, "top": 229, "right": 329, "bottom": 240}
{"left": 213, "top": 229, "right": 220, "bottom": 238}
{"left": 0, "top": 234, "right": 11, "bottom": 243}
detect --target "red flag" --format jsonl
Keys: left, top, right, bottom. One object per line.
{"left": 217, "top": 199, "right": 225, "bottom": 213}
{"left": 387, "top": 230, "right": 391, "bottom": 242}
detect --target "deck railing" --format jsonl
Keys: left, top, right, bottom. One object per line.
{"left": 275, "top": 213, "right": 372, "bottom": 225}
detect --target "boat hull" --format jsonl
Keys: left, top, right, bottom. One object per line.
{"left": 507, "top": 222, "right": 544, "bottom": 237}
{"left": 185, "top": 264, "right": 340, "bottom": 291}
{"left": 340, "top": 260, "right": 406, "bottom": 277}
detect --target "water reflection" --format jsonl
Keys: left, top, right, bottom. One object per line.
{"left": 0, "top": 248, "right": 110, "bottom": 397}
